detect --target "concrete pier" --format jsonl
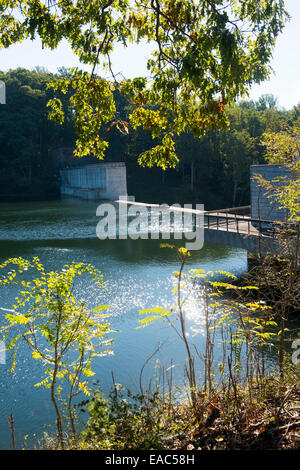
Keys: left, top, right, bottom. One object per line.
{"left": 250, "top": 164, "right": 291, "bottom": 222}
{"left": 60, "top": 162, "right": 127, "bottom": 200}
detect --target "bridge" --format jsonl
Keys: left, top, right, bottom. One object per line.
{"left": 115, "top": 200, "right": 288, "bottom": 255}
{"left": 202, "top": 206, "right": 282, "bottom": 255}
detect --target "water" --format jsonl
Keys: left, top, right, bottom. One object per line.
{"left": 0, "top": 199, "right": 248, "bottom": 449}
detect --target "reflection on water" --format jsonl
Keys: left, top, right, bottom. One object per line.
{"left": 0, "top": 199, "right": 199, "bottom": 242}
{"left": 0, "top": 199, "right": 248, "bottom": 449}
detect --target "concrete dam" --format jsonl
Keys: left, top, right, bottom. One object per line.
{"left": 60, "top": 162, "right": 127, "bottom": 200}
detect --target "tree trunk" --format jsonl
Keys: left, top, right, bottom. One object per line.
{"left": 27, "top": 164, "right": 32, "bottom": 185}
{"left": 51, "top": 364, "right": 64, "bottom": 449}
{"left": 232, "top": 181, "right": 237, "bottom": 207}
{"left": 190, "top": 160, "right": 195, "bottom": 192}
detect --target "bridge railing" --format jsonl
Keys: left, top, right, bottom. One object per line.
{"left": 204, "top": 208, "right": 297, "bottom": 237}
{"left": 205, "top": 205, "right": 251, "bottom": 217}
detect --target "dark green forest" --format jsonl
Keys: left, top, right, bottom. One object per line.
{"left": 1, "top": 68, "right": 299, "bottom": 208}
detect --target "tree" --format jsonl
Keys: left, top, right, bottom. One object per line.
{"left": 0, "top": 0, "right": 289, "bottom": 168}
{"left": 249, "top": 126, "right": 300, "bottom": 377}
{"left": 256, "top": 93, "right": 278, "bottom": 111}
{"left": 0, "top": 68, "right": 77, "bottom": 200}
{"left": 261, "top": 125, "right": 300, "bottom": 166}
{"left": 221, "top": 128, "right": 257, "bottom": 206}
{"left": 0, "top": 258, "right": 114, "bottom": 448}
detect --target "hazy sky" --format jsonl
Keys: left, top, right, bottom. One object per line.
{"left": 0, "top": 0, "right": 299, "bottom": 110}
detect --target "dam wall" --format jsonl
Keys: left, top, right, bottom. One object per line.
{"left": 60, "top": 162, "right": 127, "bottom": 200}
{"left": 250, "top": 164, "right": 290, "bottom": 222}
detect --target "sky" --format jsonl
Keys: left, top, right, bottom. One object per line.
{"left": 0, "top": 0, "right": 299, "bottom": 110}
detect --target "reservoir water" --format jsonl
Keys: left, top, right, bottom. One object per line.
{"left": 0, "top": 199, "right": 248, "bottom": 449}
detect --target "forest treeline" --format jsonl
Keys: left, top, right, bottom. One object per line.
{"left": 0, "top": 67, "right": 300, "bottom": 208}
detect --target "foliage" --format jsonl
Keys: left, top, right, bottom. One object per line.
{"left": 0, "top": 68, "right": 75, "bottom": 200}
{"left": 139, "top": 245, "right": 278, "bottom": 408}
{"left": 71, "top": 248, "right": 300, "bottom": 451}
{"left": 1, "top": 66, "right": 299, "bottom": 208}
{"left": 78, "top": 385, "right": 184, "bottom": 450}
{"left": 0, "top": 257, "right": 114, "bottom": 449}
{"left": 247, "top": 125, "right": 300, "bottom": 378}
{"left": 67, "top": 364, "right": 300, "bottom": 450}
{"left": 259, "top": 125, "right": 300, "bottom": 221}
{"left": 0, "top": 0, "right": 289, "bottom": 166}
{"left": 261, "top": 125, "right": 300, "bottom": 165}
{"left": 220, "top": 127, "right": 257, "bottom": 206}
